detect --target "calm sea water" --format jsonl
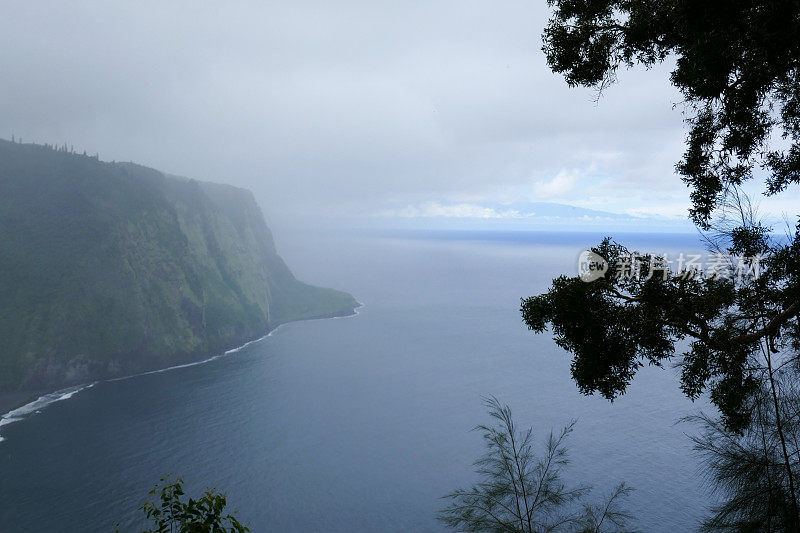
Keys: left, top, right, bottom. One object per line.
{"left": 0, "top": 231, "right": 714, "bottom": 531}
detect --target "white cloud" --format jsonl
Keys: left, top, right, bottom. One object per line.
{"left": 532, "top": 169, "right": 579, "bottom": 199}
{"left": 1, "top": 1, "right": 797, "bottom": 225}
{"left": 383, "top": 202, "right": 529, "bottom": 219}
{"left": 625, "top": 203, "right": 691, "bottom": 219}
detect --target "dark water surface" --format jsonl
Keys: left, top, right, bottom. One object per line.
{"left": 0, "top": 231, "right": 713, "bottom": 531}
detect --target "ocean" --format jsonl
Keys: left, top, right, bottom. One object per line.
{"left": 0, "top": 230, "right": 713, "bottom": 531}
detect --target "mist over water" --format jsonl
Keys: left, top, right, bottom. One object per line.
{"left": 0, "top": 231, "right": 713, "bottom": 531}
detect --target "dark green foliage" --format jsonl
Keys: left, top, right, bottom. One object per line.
{"left": 522, "top": 226, "right": 800, "bottom": 433}
{"left": 0, "top": 140, "right": 357, "bottom": 392}
{"left": 687, "top": 375, "right": 800, "bottom": 532}
{"left": 542, "top": 0, "right": 800, "bottom": 228}
{"left": 521, "top": 240, "right": 679, "bottom": 400}
{"left": 439, "top": 397, "right": 635, "bottom": 532}
{"left": 537, "top": 3, "right": 800, "bottom": 526}
{"left": 534, "top": 0, "right": 800, "bottom": 432}
{"left": 134, "top": 476, "right": 248, "bottom": 533}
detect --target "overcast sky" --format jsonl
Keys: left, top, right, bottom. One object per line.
{"left": 2, "top": 1, "right": 797, "bottom": 230}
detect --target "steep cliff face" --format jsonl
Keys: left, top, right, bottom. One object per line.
{"left": 0, "top": 140, "right": 357, "bottom": 394}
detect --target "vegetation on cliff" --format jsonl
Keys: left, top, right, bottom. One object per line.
{"left": 0, "top": 139, "right": 357, "bottom": 393}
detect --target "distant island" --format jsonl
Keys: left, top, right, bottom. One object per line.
{"left": 0, "top": 139, "right": 358, "bottom": 412}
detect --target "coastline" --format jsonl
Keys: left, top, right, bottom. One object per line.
{"left": 0, "top": 302, "right": 361, "bottom": 437}
{"left": 0, "top": 390, "right": 49, "bottom": 419}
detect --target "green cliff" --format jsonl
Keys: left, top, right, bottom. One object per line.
{"left": 0, "top": 139, "right": 357, "bottom": 394}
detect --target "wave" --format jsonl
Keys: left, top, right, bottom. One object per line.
{"left": 120, "top": 306, "right": 364, "bottom": 381}
{"left": 0, "top": 306, "right": 362, "bottom": 443}
{"left": 0, "top": 327, "right": 279, "bottom": 443}
{"left": 107, "top": 330, "right": 276, "bottom": 383}
{"left": 0, "top": 382, "right": 96, "bottom": 442}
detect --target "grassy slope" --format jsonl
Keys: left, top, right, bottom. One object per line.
{"left": 0, "top": 140, "right": 357, "bottom": 392}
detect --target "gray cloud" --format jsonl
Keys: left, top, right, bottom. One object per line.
{"left": 4, "top": 0, "right": 783, "bottom": 228}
